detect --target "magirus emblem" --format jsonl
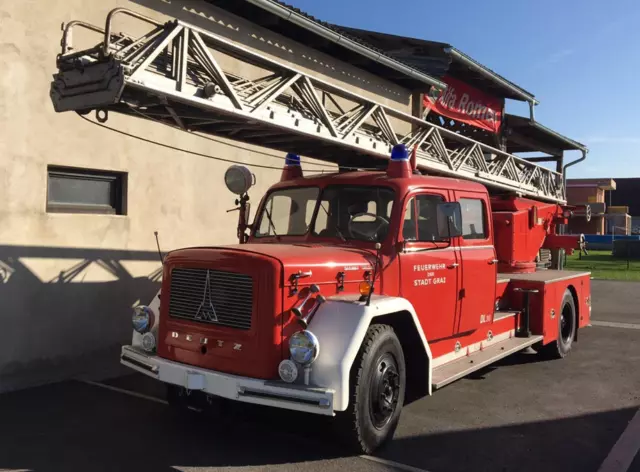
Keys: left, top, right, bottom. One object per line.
{"left": 195, "top": 270, "right": 218, "bottom": 322}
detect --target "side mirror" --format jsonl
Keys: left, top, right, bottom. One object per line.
{"left": 436, "top": 202, "right": 463, "bottom": 239}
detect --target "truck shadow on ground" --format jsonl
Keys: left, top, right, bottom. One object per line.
{"left": 462, "top": 349, "right": 550, "bottom": 382}
{"left": 0, "top": 378, "right": 634, "bottom": 472}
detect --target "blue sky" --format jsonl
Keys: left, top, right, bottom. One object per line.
{"left": 287, "top": 0, "right": 640, "bottom": 178}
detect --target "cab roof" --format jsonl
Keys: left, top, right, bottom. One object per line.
{"left": 269, "top": 170, "right": 487, "bottom": 194}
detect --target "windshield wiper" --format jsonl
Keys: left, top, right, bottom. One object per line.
{"left": 318, "top": 202, "right": 346, "bottom": 242}
{"left": 264, "top": 207, "right": 279, "bottom": 239}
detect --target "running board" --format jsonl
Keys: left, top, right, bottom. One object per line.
{"left": 432, "top": 335, "right": 543, "bottom": 390}
{"left": 494, "top": 310, "right": 519, "bottom": 321}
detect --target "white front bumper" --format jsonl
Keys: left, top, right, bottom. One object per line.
{"left": 120, "top": 346, "right": 335, "bottom": 416}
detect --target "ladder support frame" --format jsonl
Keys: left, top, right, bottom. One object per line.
{"left": 53, "top": 9, "right": 566, "bottom": 203}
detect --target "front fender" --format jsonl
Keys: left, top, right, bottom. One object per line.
{"left": 307, "top": 295, "right": 431, "bottom": 411}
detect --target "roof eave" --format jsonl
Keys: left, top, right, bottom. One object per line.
{"left": 528, "top": 119, "right": 587, "bottom": 152}
{"left": 242, "top": 0, "right": 446, "bottom": 90}
{"left": 448, "top": 48, "right": 538, "bottom": 105}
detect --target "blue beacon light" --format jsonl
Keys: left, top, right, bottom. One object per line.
{"left": 390, "top": 144, "right": 408, "bottom": 160}
{"left": 285, "top": 153, "right": 301, "bottom": 166}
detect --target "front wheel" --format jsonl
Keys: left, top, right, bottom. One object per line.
{"left": 335, "top": 324, "right": 406, "bottom": 454}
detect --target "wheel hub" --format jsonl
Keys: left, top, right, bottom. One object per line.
{"left": 370, "top": 354, "right": 400, "bottom": 429}
{"left": 560, "top": 303, "right": 574, "bottom": 343}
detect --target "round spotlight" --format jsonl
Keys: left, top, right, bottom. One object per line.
{"left": 224, "top": 165, "right": 255, "bottom": 195}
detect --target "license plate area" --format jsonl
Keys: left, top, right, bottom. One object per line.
{"left": 186, "top": 371, "right": 205, "bottom": 390}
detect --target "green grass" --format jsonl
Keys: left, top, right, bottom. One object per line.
{"left": 565, "top": 250, "right": 640, "bottom": 281}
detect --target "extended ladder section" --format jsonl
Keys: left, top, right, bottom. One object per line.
{"left": 51, "top": 8, "right": 566, "bottom": 203}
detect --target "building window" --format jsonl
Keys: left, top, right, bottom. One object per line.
{"left": 459, "top": 198, "right": 486, "bottom": 239}
{"left": 47, "top": 166, "right": 127, "bottom": 215}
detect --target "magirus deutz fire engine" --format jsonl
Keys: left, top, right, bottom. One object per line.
{"left": 51, "top": 8, "right": 592, "bottom": 452}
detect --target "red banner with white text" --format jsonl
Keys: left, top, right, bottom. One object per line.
{"left": 424, "top": 76, "right": 504, "bottom": 134}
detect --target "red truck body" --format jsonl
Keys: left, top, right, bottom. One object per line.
{"left": 48, "top": 7, "right": 592, "bottom": 454}
{"left": 116, "top": 148, "right": 592, "bottom": 455}
{"left": 155, "top": 158, "right": 591, "bottom": 382}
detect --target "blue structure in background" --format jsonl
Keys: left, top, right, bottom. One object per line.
{"left": 583, "top": 234, "right": 640, "bottom": 251}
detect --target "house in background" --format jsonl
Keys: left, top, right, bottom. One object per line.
{"left": 566, "top": 177, "right": 640, "bottom": 235}
{"left": 566, "top": 178, "right": 616, "bottom": 235}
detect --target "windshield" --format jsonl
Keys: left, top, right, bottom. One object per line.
{"left": 255, "top": 187, "right": 320, "bottom": 237}
{"left": 255, "top": 185, "right": 395, "bottom": 242}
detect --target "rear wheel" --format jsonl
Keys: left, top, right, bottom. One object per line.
{"left": 335, "top": 324, "right": 406, "bottom": 454}
{"left": 535, "top": 289, "right": 576, "bottom": 359}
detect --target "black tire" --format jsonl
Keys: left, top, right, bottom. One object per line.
{"left": 535, "top": 289, "right": 576, "bottom": 359}
{"left": 335, "top": 324, "right": 406, "bottom": 454}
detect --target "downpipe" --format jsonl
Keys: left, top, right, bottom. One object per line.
{"left": 550, "top": 149, "right": 587, "bottom": 235}
{"left": 562, "top": 149, "right": 587, "bottom": 187}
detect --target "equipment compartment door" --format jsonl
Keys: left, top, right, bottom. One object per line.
{"left": 398, "top": 190, "right": 460, "bottom": 342}
{"left": 454, "top": 191, "right": 497, "bottom": 335}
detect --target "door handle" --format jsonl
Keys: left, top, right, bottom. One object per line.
{"left": 447, "top": 263, "right": 459, "bottom": 269}
{"left": 488, "top": 259, "right": 499, "bottom": 265}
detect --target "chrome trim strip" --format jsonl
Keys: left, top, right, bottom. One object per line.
{"left": 403, "top": 244, "right": 494, "bottom": 253}
{"left": 457, "top": 245, "right": 494, "bottom": 250}
{"left": 237, "top": 387, "right": 331, "bottom": 408}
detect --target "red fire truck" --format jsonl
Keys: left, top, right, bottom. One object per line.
{"left": 51, "top": 8, "right": 592, "bottom": 453}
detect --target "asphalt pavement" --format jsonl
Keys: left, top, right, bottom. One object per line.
{"left": 1, "top": 279, "right": 639, "bottom": 472}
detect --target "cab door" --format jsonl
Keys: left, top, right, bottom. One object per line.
{"left": 398, "top": 190, "right": 460, "bottom": 342}
{"left": 454, "top": 191, "right": 496, "bottom": 334}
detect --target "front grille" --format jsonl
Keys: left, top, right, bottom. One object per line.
{"left": 169, "top": 268, "right": 253, "bottom": 330}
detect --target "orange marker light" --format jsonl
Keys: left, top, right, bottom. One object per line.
{"left": 359, "top": 281, "right": 372, "bottom": 296}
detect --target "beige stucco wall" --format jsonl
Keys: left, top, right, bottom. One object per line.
{"left": 0, "top": 0, "right": 412, "bottom": 391}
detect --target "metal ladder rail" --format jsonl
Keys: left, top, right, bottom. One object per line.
{"left": 52, "top": 8, "right": 566, "bottom": 203}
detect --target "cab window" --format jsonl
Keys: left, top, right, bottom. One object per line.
{"left": 403, "top": 194, "right": 445, "bottom": 242}
{"left": 459, "top": 198, "right": 487, "bottom": 240}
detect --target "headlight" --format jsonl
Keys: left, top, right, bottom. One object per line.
{"left": 132, "top": 305, "right": 154, "bottom": 334}
{"left": 278, "top": 359, "right": 298, "bottom": 383}
{"left": 289, "top": 330, "right": 319, "bottom": 365}
{"left": 141, "top": 332, "right": 156, "bottom": 352}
